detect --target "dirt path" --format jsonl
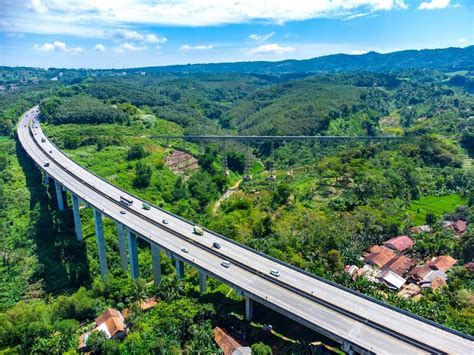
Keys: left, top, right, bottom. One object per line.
{"left": 212, "top": 178, "right": 242, "bottom": 214}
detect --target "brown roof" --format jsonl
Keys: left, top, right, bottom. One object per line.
{"left": 426, "top": 255, "right": 457, "bottom": 272}
{"left": 364, "top": 246, "right": 396, "bottom": 268}
{"left": 105, "top": 317, "right": 125, "bottom": 336}
{"left": 95, "top": 308, "right": 125, "bottom": 338}
{"left": 214, "top": 327, "right": 243, "bottom": 355}
{"left": 408, "top": 265, "right": 432, "bottom": 282}
{"left": 465, "top": 262, "right": 474, "bottom": 273}
{"left": 453, "top": 220, "right": 467, "bottom": 234}
{"left": 368, "top": 245, "right": 383, "bottom": 253}
{"left": 383, "top": 255, "right": 415, "bottom": 276}
{"left": 430, "top": 276, "right": 447, "bottom": 290}
{"left": 95, "top": 308, "right": 121, "bottom": 325}
{"left": 139, "top": 297, "right": 157, "bottom": 311}
{"left": 383, "top": 236, "right": 414, "bottom": 252}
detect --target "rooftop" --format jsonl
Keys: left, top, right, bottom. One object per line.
{"left": 364, "top": 246, "right": 396, "bottom": 268}
{"left": 426, "top": 255, "right": 457, "bottom": 272}
{"left": 383, "top": 235, "right": 414, "bottom": 252}
{"left": 383, "top": 255, "right": 415, "bottom": 276}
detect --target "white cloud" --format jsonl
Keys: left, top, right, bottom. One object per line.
{"left": 144, "top": 33, "right": 167, "bottom": 44}
{"left": 180, "top": 44, "right": 213, "bottom": 50}
{"left": 350, "top": 50, "right": 368, "bottom": 55}
{"left": 12, "top": 1, "right": 411, "bottom": 29}
{"left": 112, "top": 29, "right": 167, "bottom": 44}
{"left": 113, "top": 29, "right": 144, "bottom": 41}
{"left": 418, "top": 0, "right": 450, "bottom": 10}
{"left": 114, "top": 42, "right": 147, "bottom": 53}
{"left": 249, "top": 32, "right": 275, "bottom": 41}
{"left": 94, "top": 43, "right": 105, "bottom": 52}
{"left": 33, "top": 41, "right": 83, "bottom": 54}
{"left": 27, "top": 0, "right": 48, "bottom": 14}
{"left": 250, "top": 43, "right": 295, "bottom": 54}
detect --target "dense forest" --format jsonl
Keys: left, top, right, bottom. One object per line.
{"left": 0, "top": 62, "right": 473, "bottom": 353}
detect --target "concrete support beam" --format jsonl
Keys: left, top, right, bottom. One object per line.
{"left": 93, "top": 208, "right": 108, "bottom": 279}
{"left": 116, "top": 223, "right": 128, "bottom": 273}
{"left": 245, "top": 296, "right": 253, "bottom": 321}
{"left": 151, "top": 245, "right": 162, "bottom": 285}
{"left": 71, "top": 193, "right": 83, "bottom": 241}
{"left": 198, "top": 270, "right": 207, "bottom": 294}
{"left": 127, "top": 230, "right": 139, "bottom": 280}
{"left": 175, "top": 259, "right": 185, "bottom": 279}
{"left": 54, "top": 180, "right": 64, "bottom": 211}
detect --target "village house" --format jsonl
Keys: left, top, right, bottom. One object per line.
{"left": 364, "top": 245, "right": 396, "bottom": 268}
{"left": 79, "top": 308, "right": 126, "bottom": 352}
{"left": 426, "top": 255, "right": 457, "bottom": 272}
{"left": 382, "top": 235, "right": 414, "bottom": 252}
{"left": 408, "top": 265, "right": 448, "bottom": 289}
{"left": 382, "top": 255, "right": 416, "bottom": 277}
{"left": 376, "top": 269, "right": 406, "bottom": 290}
{"left": 408, "top": 225, "right": 432, "bottom": 234}
{"left": 213, "top": 327, "right": 250, "bottom": 355}
{"left": 443, "top": 220, "right": 468, "bottom": 235}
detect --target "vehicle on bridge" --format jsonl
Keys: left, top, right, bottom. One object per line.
{"left": 193, "top": 226, "right": 204, "bottom": 235}
{"left": 43, "top": 161, "right": 49, "bottom": 167}
{"left": 142, "top": 202, "right": 151, "bottom": 210}
{"left": 270, "top": 269, "right": 281, "bottom": 277}
{"left": 120, "top": 195, "right": 133, "bottom": 206}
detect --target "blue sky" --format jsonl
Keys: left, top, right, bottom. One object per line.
{"left": 0, "top": 0, "right": 472, "bottom": 69}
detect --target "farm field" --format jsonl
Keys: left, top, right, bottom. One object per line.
{"left": 407, "top": 194, "right": 466, "bottom": 225}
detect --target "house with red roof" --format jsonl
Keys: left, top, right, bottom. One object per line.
{"left": 364, "top": 246, "right": 396, "bottom": 268}
{"left": 426, "top": 255, "right": 457, "bottom": 272}
{"left": 382, "top": 255, "right": 415, "bottom": 277}
{"left": 383, "top": 236, "right": 414, "bottom": 252}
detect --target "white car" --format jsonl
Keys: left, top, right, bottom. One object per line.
{"left": 270, "top": 269, "right": 281, "bottom": 277}
{"left": 120, "top": 209, "right": 126, "bottom": 215}
{"left": 181, "top": 247, "right": 189, "bottom": 253}
{"left": 221, "top": 260, "right": 231, "bottom": 268}
{"left": 162, "top": 219, "right": 169, "bottom": 225}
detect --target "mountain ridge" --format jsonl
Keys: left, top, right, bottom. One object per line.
{"left": 129, "top": 45, "right": 474, "bottom": 74}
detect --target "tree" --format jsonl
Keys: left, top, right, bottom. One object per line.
{"left": 86, "top": 330, "right": 107, "bottom": 354}
{"left": 227, "top": 151, "right": 245, "bottom": 174}
{"left": 133, "top": 161, "right": 152, "bottom": 188}
{"left": 251, "top": 342, "right": 272, "bottom": 355}
{"left": 327, "top": 249, "right": 344, "bottom": 272}
{"left": 425, "top": 212, "right": 437, "bottom": 226}
{"left": 127, "top": 144, "right": 147, "bottom": 160}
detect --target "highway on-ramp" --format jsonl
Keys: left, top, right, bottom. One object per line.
{"left": 18, "top": 106, "right": 474, "bottom": 354}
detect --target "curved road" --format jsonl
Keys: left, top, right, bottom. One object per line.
{"left": 18, "top": 106, "right": 473, "bottom": 354}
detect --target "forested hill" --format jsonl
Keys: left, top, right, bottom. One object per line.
{"left": 133, "top": 46, "right": 474, "bottom": 74}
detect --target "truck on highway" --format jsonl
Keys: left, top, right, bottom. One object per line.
{"left": 120, "top": 195, "right": 133, "bottom": 206}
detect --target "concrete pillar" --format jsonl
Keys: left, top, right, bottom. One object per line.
{"left": 151, "top": 244, "right": 162, "bottom": 285}
{"left": 199, "top": 270, "right": 207, "bottom": 294}
{"left": 93, "top": 208, "right": 108, "bottom": 279}
{"left": 127, "top": 230, "right": 139, "bottom": 280}
{"left": 175, "top": 259, "right": 185, "bottom": 279}
{"left": 342, "top": 341, "right": 355, "bottom": 355}
{"left": 71, "top": 193, "right": 83, "bottom": 241}
{"left": 43, "top": 172, "right": 49, "bottom": 185}
{"left": 245, "top": 296, "right": 253, "bottom": 321}
{"left": 116, "top": 223, "right": 128, "bottom": 273}
{"left": 54, "top": 180, "right": 64, "bottom": 211}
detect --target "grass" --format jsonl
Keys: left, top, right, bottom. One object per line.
{"left": 406, "top": 194, "right": 466, "bottom": 225}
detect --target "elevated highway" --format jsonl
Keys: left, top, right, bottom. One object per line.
{"left": 18, "top": 106, "right": 473, "bottom": 354}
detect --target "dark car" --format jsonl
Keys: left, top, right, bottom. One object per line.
{"left": 212, "top": 242, "right": 221, "bottom": 249}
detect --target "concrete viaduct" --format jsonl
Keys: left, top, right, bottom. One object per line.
{"left": 18, "top": 106, "right": 473, "bottom": 355}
